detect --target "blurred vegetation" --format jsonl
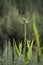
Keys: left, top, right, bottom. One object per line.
{"left": 0, "top": 39, "right": 43, "bottom": 65}
{"left": 0, "top": 0, "right": 43, "bottom": 65}
{"left": 0, "top": 0, "right": 43, "bottom": 46}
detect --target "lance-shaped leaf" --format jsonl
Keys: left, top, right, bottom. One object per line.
{"left": 15, "top": 42, "right": 22, "bottom": 56}
{"left": 26, "top": 39, "right": 34, "bottom": 64}
{"left": 32, "top": 13, "right": 41, "bottom": 61}
{"left": 19, "top": 42, "right": 22, "bottom": 54}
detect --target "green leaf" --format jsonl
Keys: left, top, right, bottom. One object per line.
{"left": 26, "top": 39, "right": 34, "bottom": 64}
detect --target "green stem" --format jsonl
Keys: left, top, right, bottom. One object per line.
{"left": 23, "top": 19, "right": 26, "bottom": 59}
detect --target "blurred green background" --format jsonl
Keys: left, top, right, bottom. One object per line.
{"left": 0, "top": 0, "right": 43, "bottom": 65}
{"left": 0, "top": 0, "right": 43, "bottom": 46}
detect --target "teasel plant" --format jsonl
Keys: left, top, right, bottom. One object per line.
{"left": 15, "top": 17, "right": 34, "bottom": 64}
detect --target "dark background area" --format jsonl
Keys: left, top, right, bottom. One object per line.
{"left": 0, "top": 0, "right": 43, "bottom": 47}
